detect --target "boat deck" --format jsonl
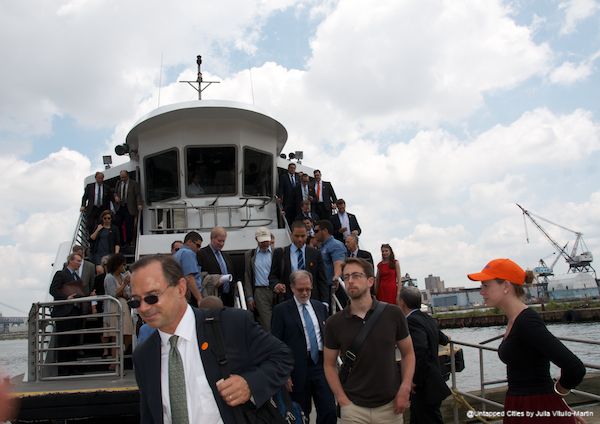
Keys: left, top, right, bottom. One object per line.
{"left": 11, "top": 372, "right": 140, "bottom": 423}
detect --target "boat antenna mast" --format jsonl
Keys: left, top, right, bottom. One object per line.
{"left": 179, "top": 55, "right": 220, "bottom": 100}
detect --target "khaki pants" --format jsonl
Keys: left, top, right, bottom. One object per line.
{"left": 340, "top": 401, "right": 403, "bottom": 424}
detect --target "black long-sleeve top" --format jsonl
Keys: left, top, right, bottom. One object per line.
{"left": 498, "top": 308, "right": 586, "bottom": 395}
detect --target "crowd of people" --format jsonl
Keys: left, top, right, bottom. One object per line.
{"left": 42, "top": 166, "right": 588, "bottom": 424}
{"left": 81, "top": 170, "right": 143, "bottom": 262}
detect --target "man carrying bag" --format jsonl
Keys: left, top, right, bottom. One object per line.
{"left": 323, "top": 258, "right": 415, "bottom": 424}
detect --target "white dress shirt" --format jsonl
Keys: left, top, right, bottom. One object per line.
{"left": 293, "top": 297, "right": 323, "bottom": 352}
{"left": 338, "top": 211, "right": 350, "bottom": 238}
{"left": 158, "top": 305, "right": 223, "bottom": 424}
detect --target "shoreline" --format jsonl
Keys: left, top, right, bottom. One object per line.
{"left": 436, "top": 307, "right": 600, "bottom": 329}
{"left": 0, "top": 331, "right": 27, "bottom": 341}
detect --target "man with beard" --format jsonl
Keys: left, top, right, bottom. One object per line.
{"left": 323, "top": 258, "right": 415, "bottom": 424}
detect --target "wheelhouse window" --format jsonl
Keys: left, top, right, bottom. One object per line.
{"left": 145, "top": 149, "right": 179, "bottom": 202}
{"left": 186, "top": 146, "right": 236, "bottom": 196}
{"left": 243, "top": 148, "right": 272, "bottom": 197}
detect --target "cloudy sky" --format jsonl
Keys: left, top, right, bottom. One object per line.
{"left": 1, "top": 0, "right": 599, "bottom": 315}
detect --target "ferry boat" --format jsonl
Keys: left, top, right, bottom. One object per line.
{"left": 14, "top": 75, "right": 322, "bottom": 422}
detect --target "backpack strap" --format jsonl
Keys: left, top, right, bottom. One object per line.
{"left": 203, "top": 309, "right": 246, "bottom": 424}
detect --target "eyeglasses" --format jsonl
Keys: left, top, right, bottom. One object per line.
{"left": 342, "top": 272, "right": 366, "bottom": 282}
{"left": 173, "top": 247, "right": 180, "bottom": 252}
{"left": 127, "top": 286, "right": 173, "bottom": 309}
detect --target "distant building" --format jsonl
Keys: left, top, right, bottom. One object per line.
{"left": 430, "top": 287, "right": 483, "bottom": 309}
{"left": 425, "top": 274, "right": 445, "bottom": 292}
{"left": 546, "top": 273, "right": 600, "bottom": 301}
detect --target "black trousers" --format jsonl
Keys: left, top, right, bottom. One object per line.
{"left": 116, "top": 207, "right": 135, "bottom": 246}
{"left": 409, "top": 395, "right": 444, "bottom": 424}
{"left": 291, "top": 354, "right": 337, "bottom": 424}
{"left": 55, "top": 311, "right": 84, "bottom": 375}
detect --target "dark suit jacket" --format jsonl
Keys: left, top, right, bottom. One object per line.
{"left": 49, "top": 268, "right": 85, "bottom": 317}
{"left": 295, "top": 211, "right": 320, "bottom": 223}
{"left": 133, "top": 307, "right": 294, "bottom": 424}
{"left": 294, "top": 183, "right": 316, "bottom": 213}
{"left": 198, "top": 246, "right": 235, "bottom": 277}
{"left": 407, "top": 310, "right": 451, "bottom": 406}
{"left": 330, "top": 212, "right": 362, "bottom": 242}
{"left": 313, "top": 181, "right": 337, "bottom": 213}
{"left": 271, "top": 299, "right": 327, "bottom": 392}
{"left": 198, "top": 245, "right": 236, "bottom": 304}
{"left": 114, "top": 178, "right": 143, "bottom": 215}
{"left": 268, "top": 245, "right": 327, "bottom": 303}
{"left": 277, "top": 172, "right": 298, "bottom": 211}
{"left": 81, "top": 182, "right": 112, "bottom": 213}
{"left": 349, "top": 249, "right": 374, "bottom": 266}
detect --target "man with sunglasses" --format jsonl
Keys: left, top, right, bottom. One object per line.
{"left": 271, "top": 270, "right": 337, "bottom": 423}
{"left": 131, "top": 255, "right": 293, "bottom": 424}
{"left": 173, "top": 231, "right": 204, "bottom": 307}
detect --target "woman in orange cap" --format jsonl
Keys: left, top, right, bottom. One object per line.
{"left": 468, "top": 258, "right": 586, "bottom": 423}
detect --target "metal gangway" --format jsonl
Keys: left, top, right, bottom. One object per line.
{"left": 28, "top": 295, "right": 128, "bottom": 381}
{"left": 447, "top": 335, "right": 600, "bottom": 423}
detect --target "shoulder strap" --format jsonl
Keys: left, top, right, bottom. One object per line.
{"left": 203, "top": 309, "right": 246, "bottom": 424}
{"left": 343, "top": 301, "right": 387, "bottom": 368}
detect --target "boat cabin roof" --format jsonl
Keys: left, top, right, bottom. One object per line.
{"left": 125, "top": 100, "right": 288, "bottom": 155}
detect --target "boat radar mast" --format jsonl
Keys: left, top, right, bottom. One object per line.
{"left": 179, "top": 55, "right": 220, "bottom": 100}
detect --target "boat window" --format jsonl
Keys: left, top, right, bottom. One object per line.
{"left": 243, "top": 147, "right": 272, "bottom": 197}
{"left": 144, "top": 149, "right": 179, "bottom": 202}
{"left": 186, "top": 146, "right": 236, "bottom": 196}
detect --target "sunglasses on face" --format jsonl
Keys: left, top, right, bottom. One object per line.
{"left": 127, "top": 286, "right": 172, "bottom": 309}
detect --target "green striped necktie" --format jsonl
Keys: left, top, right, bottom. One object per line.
{"left": 169, "top": 335, "right": 189, "bottom": 424}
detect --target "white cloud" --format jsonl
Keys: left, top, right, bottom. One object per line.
{"left": 0, "top": 0, "right": 305, "bottom": 138}
{"left": 549, "top": 60, "right": 593, "bottom": 84}
{"left": 549, "top": 48, "right": 600, "bottom": 85}
{"left": 305, "top": 0, "right": 551, "bottom": 126}
{"left": 559, "top": 0, "right": 600, "bottom": 34}
{"left": 0, "top": 149, "right": 90, "bottom": 313}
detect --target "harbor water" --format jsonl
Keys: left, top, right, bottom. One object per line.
{"left": 2, "top": 322, "right": 598, "bottom": 390}
{"left": 444, "top": 321, "right": 600, "bottom": 391}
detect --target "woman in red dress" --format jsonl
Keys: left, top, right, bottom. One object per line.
{"left": 375, "top": 243, "right": 401, "bottom": 304}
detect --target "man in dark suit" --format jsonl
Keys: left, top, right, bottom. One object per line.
{"left": 295, "top": 173, "right": 315, "bottom": 215}
{"left": 344, "top": 234, "right": 373, "bottom": 266}
{"left": 271, "top": 270, "right": 337, "bottom": 424}
{"left": 114, "top": 170, "right": 143, "bottom": 247}
{"left": 131, "top": 255, "right": 293, "bottom": 424}
{"left": 312, "top": 170, "right": 337, "bottom": 220}
{"left": 398, "top": 287, "right": 450, "bottom": 424}
{"left": 330, "top": 198, "right": 362, "bottom": 243}
{"left": 295, "top": 199, "right": 320, "bottom": 223}
{"left": 80, "top": 171, "right": 112, "bottom": 234}
{"left": 50, "top": 252, "right": 87, "bottom": 375}
{"left": 197, "top": 226, "right": 236, "bottom": 306}
{"left": 276, "top": 163, "right": 298, "bottom": 227}
{"left": 269, "top": 221, "right": 328, "bottom": 305}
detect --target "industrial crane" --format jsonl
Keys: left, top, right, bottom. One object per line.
{"left": 517, "top": 204, "right": 595, "bottom": 276}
